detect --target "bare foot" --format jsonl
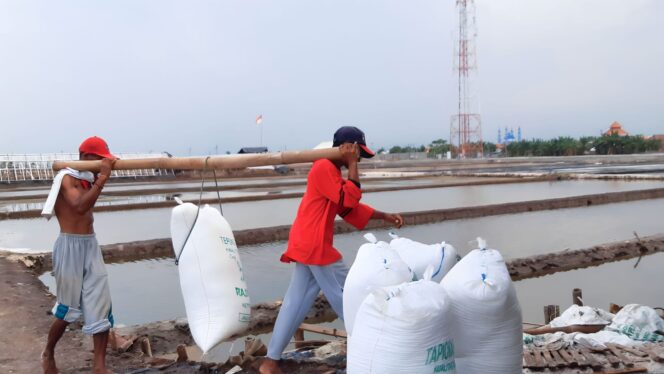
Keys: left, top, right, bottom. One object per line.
{"left": 259, "top": 358, "right": 283, "bottom": 374}
{"left": 41, "top": 351, "right": 58, "bottom": 374}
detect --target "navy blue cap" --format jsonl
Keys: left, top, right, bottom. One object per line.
{"left": 333, "top": 126, "right": 375, "bottom": 158}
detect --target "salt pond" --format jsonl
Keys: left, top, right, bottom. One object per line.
{"left": 3, "top": 179, "right": 662, "bottom": 251}
{"left": 39, "top": 198, "right": 664, "bottom": 326}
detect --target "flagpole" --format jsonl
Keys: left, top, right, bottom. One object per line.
{"left": 257, "top": 114, "right": 264, "bottom": 146}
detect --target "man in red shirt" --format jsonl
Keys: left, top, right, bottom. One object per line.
{"left": 260, "top": 126, "right": 404, "bottom": 374}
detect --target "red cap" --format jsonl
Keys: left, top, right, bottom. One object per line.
{"left": 79, "top": 136, "right": 117, "bottom": 159}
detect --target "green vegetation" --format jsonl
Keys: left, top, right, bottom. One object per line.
{"left": 385, "top": 134, "right": 660, "bottom": 157}
{"left": 505, "top": 135, "right": 661, "bottom": 157}
{"left": 427, "top": 139, "right": 450, "bottom": 156}
{"left": 483, "top": 142, "right": 497, "bottom": 154}
{"left": 387, "top": 139, "right": 448, "bottom": 156}
{"left": 389, "top": 144, "right": 426, "bottom": 154}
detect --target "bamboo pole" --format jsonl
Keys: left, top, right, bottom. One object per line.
{"left": 52, "top": 147, "right": 343, "bottom": 172}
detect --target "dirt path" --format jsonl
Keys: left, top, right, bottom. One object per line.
{"left": 0, "top": 253, "right": 345, "bottom": 373}
{"left": 0, "top": 255, "right": 63, "bottom": 373}
{"left": 0, "top": 255, "right": 145, "bottom": 373}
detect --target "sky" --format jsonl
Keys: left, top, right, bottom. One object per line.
{"left": 1, "top": 0, "right": 662, "bottom": 155}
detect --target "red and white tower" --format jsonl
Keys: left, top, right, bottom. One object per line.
{"left": 450, "top": 0, "right": 483, "bottom": 158}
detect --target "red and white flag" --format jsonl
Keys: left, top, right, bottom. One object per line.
{"left": 256, "top": 115, "right": 263, "bottom": 125}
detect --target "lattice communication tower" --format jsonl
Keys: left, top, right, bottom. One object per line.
{"left": 450, "top": 0, "right": 483, "bottom": 158}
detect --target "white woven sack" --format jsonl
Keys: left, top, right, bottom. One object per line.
{"left": 441, "top": 238, "right": 522, "bottom": 374}
{"left": 348, "top": 269, "right": 456, "bottom": 374}
{"left": 171, "top": 203, "right": 250, "bottom": 353}
{"left": 388, "top": 232, "right": 458, "bottom": 282}
{"left": 343, "top": 233, "right": 412, "bottom": 336}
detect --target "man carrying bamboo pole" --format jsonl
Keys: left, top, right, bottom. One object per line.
{"left": 260, "top": 126, "right": 404, "bottom": 374}
{"left": 41, "top": 136, "right": 117, "bottom": 374}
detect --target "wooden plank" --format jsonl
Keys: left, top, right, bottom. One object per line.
{"left": 606, "top": 343, "right": 634, "bottom": 367}
{"left": 602, "top": 347, "right": 621, "bottom": 367}
{"left": 558, "top": 348, "right": 577, "bottom": 366}
{"left": 588, "top": 346, "right": 609, "bottom": 353}
{"left": 581, "top": 348, "right": 606, "bottom": 371}
{"left": 573, "top": 288, "right": 583, "bottom": 306}
{"left": 549, "top": 349, "right": 567, "bottom": 368}
{"left": 614, "top": 344, "right": 648, "bottom": 358}
{"left": 523, "top": 349, "right": 537, "bottom": 368}
{"left": 644, "top": 345, "right": 664, "bottom": 363}
{"left": 544, "top": 305, "right": 560, "bottom": 324}
{"left": 293, "top": 328, "right": 306, "bottom": 349}
{"left": 595, "top": 367, "right": 648, "bottom": 374}
{"left": 541, "top": 349, "right": 555, "bottom": 368}
{"left": 570, "top": 348, "right": 590, "bottom": 368}
{"left": 298, "top": 323, "right": 347, "bottom": 338}
{"left": 523, "top": 324, "right": 606, "bottom": 335}
{"left": 532, "top": 349, "right": 546, "bottom": 369}
{"left": 609, "top": 303, "right": 623, "bottom": 314}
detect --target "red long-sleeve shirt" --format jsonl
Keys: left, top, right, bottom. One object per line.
{"left": 280, "top": 159, "right": 375, "bottom": 265}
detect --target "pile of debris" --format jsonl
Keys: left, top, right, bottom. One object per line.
{"left": 523, "top": 303, "right": 664, "bottom": 373}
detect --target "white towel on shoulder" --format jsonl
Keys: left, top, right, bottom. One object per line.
{"left": 42, "top": 168, "right": 95, "bottom": 220}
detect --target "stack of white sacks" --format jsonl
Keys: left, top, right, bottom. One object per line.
{"left": 345, "top": 235, "right": 523, "bottom": 374}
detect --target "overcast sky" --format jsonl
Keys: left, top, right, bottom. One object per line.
{"left": 1, "top": 0, "right": 662, "bottom": 155}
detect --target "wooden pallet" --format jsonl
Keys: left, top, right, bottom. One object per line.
{"left": 523, "top": 343, "right": 664, "bottom": 372}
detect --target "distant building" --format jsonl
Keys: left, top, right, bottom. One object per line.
{"left": 604, "top": 121, "right": 629, "bottom": 136}
{"left": 497, "top": 126, "right": 521, "bottom": 145}
{"left": 504, "top": 128, "right": 516, "bottom": 143}
{"left": 313, "top": 141, "right": 333, "bottom": 150}
{"left": 238, "top": 147, "right": 268, "bottom": 154}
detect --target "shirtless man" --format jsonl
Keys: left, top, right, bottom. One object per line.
{"left": 42, "top": 136, "right": 116, "bottom": 374}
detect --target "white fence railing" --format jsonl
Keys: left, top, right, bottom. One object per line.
{"left": 0, "top": 153, "right": 175, "bottom": 183}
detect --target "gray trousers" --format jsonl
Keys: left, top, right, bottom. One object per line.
{"left": 51, "top": 233, "right": 114, "bottom": 335}
{"left": 266, "top": 260, "right": 348, "bottom": 360}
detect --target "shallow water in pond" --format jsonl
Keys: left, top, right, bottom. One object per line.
{"left": 3, "top": 179, "right": 662, "bottom": 251}
{"left": 0, "top": 175, "right": 450, "bottom": 203}
{"left": 39, "top": 198, "right": 664, "bottom": 327}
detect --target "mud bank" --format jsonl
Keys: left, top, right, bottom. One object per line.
{"left": 508, "top": 234, "right": 664, "bottom": 280}
{"left": 453, "top": 171, "right": 664, "bottom": 181}
{"left": 14, "top": 188, "right": 664, "bottom": 271}
{"left": 0, "top": 174, "right": 522, "bottom": 202}
{"left": 0, "top": 176, "right": 539, "bottom": 219}
{"left": 14, "top": 235, "right": 664, "bottom": 329}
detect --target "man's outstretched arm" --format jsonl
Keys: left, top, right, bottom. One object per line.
{"left": 371, "top": 210, "right": 404, "bottom": 228}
